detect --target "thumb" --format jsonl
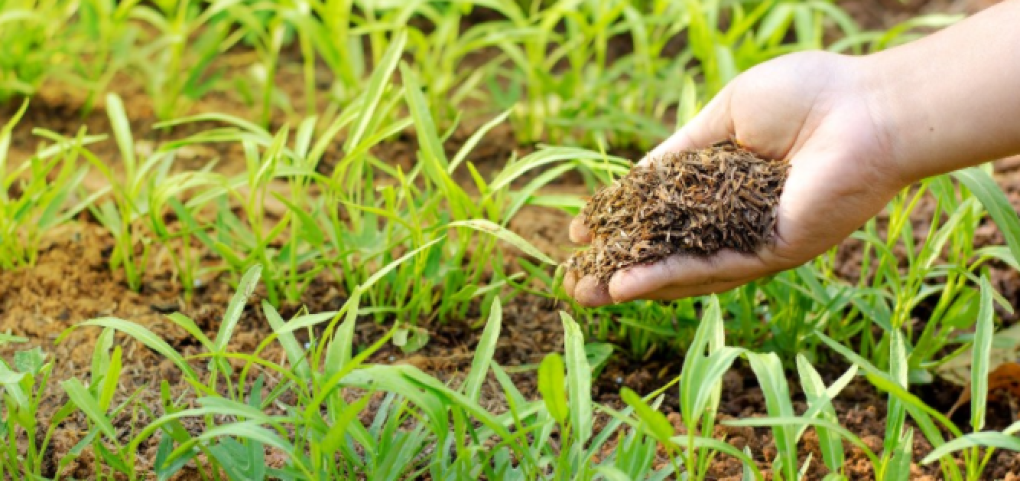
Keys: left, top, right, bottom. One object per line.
{"left": 639, "top": 85, "right": 735, "bottom": 167}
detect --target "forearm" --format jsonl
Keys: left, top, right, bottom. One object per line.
{"left": 861, "top": 0, "right": 1020, "bottom": 185}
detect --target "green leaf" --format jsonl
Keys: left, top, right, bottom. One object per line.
{"left": 99, "top": 346, "right": 123, "bottom": 411}
{"left": 972, "top": 274, "right": 996, "bottom": 432}
{"left": 262, "top": 301, "right": 311, "bottom": 380}
{"left": 561, "top": 311, "right": 593, "bottom": 447}
{"left": 208, "top": 437, "right": 266, "bottom": 481}
{"left": 392, "top": 324, "right": 429, "bottom": 353}
{"left": 585, "top": 342, "right": 614, "bottom": 376}
{"left": 746, "top": 351, "right": 798, "bottom": 481}
{"left": 154, "top": 430, "right": 196, "bottom": 480}
{"left": 95, "top": 442, "right": 131, "bottom": 476}
{"left": 953, "top": 167, "right": 1020, "bottom": 266}
{"left": 921, "top": 429, "right": 1020, "bottom": 464}
{"left": 215, "top": 264, "right": 263, "bottom": 354}
{"left": 65, "top": 318, "right": 197, "bottom": 380}
{"left": 796, "top": 355, "right": 850, "bottom": 472}
{"left": 537, "top": 353, "right": 568, "bottom": 426}
{"left": 358, "top": 238, "right": 445, "bottom": 293}
{"left": 344, "top": 30, "right": 406, "bottom": 151}
{"left": 399, "top": 62, "right": 449, "bottom": 172}
{"left": 0, "top": 333, "right": 28, "bottom": 346}
{"left": 464, "top": 297, "right": 502, "bottom": 403}
{"left": 620, "top": 388, "right": 674, "bottom": 445}
{"left": 167, "top": 421, "right": 294, "bottom": 471}
{"left": 62, "top": 378, "right": 117, "bottom": 439}
{"left": 0, "top": 361, "right": 27, "bottom": 404}
{"left": 446, "top": 219, "right": 556, "bottom": 265}
{"left": 321, "top": 393, "right": 372, "bottom": 457}
{"left": 105, "top": 93, "right": 136, "bottom": 176}
{"left": 323, "top": 292, "right": 361, "bottom": 381}
{"left": 887, "top": 428, "right": 914, "bottom": 480}
{"left": 14, "top": 347, "right": 46, "bottom": 375}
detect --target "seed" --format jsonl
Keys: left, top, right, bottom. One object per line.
{"left": 566, "top": 140, "right": 790, "bottom": 285}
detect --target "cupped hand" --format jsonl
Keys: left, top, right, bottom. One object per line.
{"left": 564, "top": 51, "right": 908, "bottom": 307}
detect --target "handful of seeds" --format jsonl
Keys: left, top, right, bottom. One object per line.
{"left": 566, "top": 140, "right": 791, "bottom": 284}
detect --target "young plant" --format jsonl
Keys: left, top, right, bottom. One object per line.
{"left": 917, "top": 274, "right": 1005, "bottom": 479}
{"left": 617, "top": 295, "right": 755, "bottom": 480}
{"left": 0, "top": 0, "right": 78, "bottom": 102}
{"left": 842, "top": 167, "right": 1019, "bottom": 381}
{"left": 130, "top": 0, "right": 245, "bottom": 121}
{"left": 61, "top": 260, "right": 675, "bottom": 479}
{"left": 56, "top": 328, "right": 151, "bottom": 480}
{"left": 38, "top": 93, "right": 184, "bottom": 291}
{"left": 64, "top": 0, "right": 142, "bottom": 115}
{"left": 0, "top": 336, "right": 77, "bottom": 478}
{"left": 0, "top": 100, "right": 101, "bottom": 269}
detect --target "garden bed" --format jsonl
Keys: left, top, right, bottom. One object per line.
{"left": 3, "top": 0, "right": 1020, "bottom": 479}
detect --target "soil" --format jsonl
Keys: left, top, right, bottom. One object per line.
{"left": 3, "top": 0, "right": 1020, "bottom": 479}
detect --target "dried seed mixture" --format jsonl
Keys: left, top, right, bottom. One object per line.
{"left": 566, "top": 140, "right": 791, "bottom": 284}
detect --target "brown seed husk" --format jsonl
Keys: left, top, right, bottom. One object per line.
{"left": 566, "top": 140, "right": 791, "bottom": 285}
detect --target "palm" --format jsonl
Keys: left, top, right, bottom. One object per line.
{"left": 565, "top": 51, "right": 903, "bottom": 306}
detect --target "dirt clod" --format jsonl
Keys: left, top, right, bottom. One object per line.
{"left": 566, "top": 140, "right": 791, "bottom": 283}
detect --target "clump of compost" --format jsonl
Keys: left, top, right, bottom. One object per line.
{"left": 566, "top": 140, "right": 791, "bottom": 284}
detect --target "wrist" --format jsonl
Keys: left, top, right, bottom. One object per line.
{"left": 854, "top": 51, "right": 926, "bottom": 188}
{"left": 854, "top": 1, "right": 1020, "bottom": 185}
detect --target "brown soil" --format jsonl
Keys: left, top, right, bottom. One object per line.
{"left": 4, "top": 0, "right": 1020, "bottom": 479}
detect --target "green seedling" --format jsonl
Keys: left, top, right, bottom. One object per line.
{"left": 0, "top": 338, "right": 80, "bottom": 478}
{"left": 37, "top": 93, "right": 188, "bottom": 291}
{"left": 0, "top": 100, "right": 102, "bottom": 269}
{"left": 55, "top": 261, "right": 676, "bottom": 480}
{"left": 130, "top": 0, "right": 245, "bottom": 121}
{"left": 64, "top": 0, "right": 141, "bottom": 115}
{"left": 0, "top": 0, "right": 77, "bottom": 102}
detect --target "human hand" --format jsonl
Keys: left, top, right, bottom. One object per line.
{"left": 563, "top": 51, "right": 909, "bottom": 307}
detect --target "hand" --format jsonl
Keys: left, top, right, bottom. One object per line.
{"left": 563, "top": 51, "right": 908, "bottom": 307}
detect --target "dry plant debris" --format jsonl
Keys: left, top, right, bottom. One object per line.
{"left": 566, "top": 140, "right": 791, "bottom": 284}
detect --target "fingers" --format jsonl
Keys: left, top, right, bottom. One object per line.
{"left": 638, "top": 279, "right": 748, "bottom": 301}
{"left": 562, "top": 270, "right": 613, "bottom": 308}
{"left": 563, "top": 267, "right": 750, "bottom": 308}
{"left": 569, "top": 215, "right": 592, "bottom": 243}
{"left": 563, "top": 248, "right": 783, "bottom": 307}
{"left": 608, "top": 249, "right": 778, "bottom": 303}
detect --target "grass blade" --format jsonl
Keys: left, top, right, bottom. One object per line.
{"left": 953, "top": 167, "right": 1020, "bottom": 264}
{"left": 745, "top": 351, "right": 798, "bottom": 481}
{"left": 62, "top": 378, "right": 117, "bottom": 439}
{"left": 463, "top": 297, "right": 502, "bottom": 403}
{"left": 215, "top": 265, "right": 263, "bottom": 354}
{"left": 971, "top": 274, "right": 996, "bottom": 432}
{"left": 561, "top": 311, "right": 593, "bottom": 450}
{"left": 922, "top": 430, "right": 1020, "bottom": 464}
{"left": 446, "top": 219, "right": 556, "bottom": 265}
{"left": 62, "top": 318, "right": 197, "bottom": 380}
{"left": 537, "top": 353, "right": 568, "bottom": 427}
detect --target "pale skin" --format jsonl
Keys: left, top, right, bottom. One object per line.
{"left": 563, "top": 0, "right": 1020, "bottom": 307}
